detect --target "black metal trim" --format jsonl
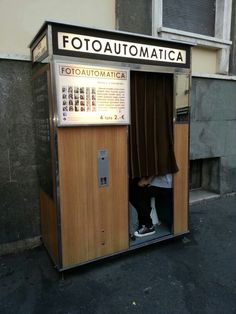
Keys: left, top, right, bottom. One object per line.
{"left": 31, "top": 29, "right": 49, "bottom": 65}
{"left": 51, "top": 23, "right": 191, "bottom": 69}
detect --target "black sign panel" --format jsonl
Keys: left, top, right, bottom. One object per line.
{"left": 51, "top": 23, "right": 191, "bottom": 68}
{"left": 33, "top": 70, "right": 53, "bottom": 197}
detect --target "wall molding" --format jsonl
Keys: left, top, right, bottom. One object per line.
{"left": 192, "top": 72, "right": 236, "bottom": 81}
{"left": 157, "top": 27, "right": 232, "bottom": 48}
{"left": 0, "top": 53, "right": 30, "bottom": 61}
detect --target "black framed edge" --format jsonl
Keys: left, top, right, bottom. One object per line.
{"left": 47, "top": 22, "right": 191, "bottom": 69}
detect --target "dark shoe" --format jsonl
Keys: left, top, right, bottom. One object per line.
{"left": 134, "top": 225, "right": 155, "bottom": 238}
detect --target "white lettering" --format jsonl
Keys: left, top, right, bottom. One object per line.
{"left": 59, "top": 65, "right": 127, "bottom": 80}
{"left": 57, "top": 32, "right": 187, "bottom": 64}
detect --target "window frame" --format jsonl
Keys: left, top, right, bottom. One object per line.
{"left": 152, "top": 0, "right": 232, "bottom": 74}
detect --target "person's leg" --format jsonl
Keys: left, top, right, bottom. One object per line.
{"left": 132, "top": 186, "right": 156, "bottom": 237}
{"left": 129, "top": 180, "right": 153, "bottom": 228}
{"left": 149, "top": 186, "right": 173, "bottom": 228}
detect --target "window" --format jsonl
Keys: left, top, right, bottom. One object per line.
{"left": 190, "top": 158, "right": 220, "bottom": 193}
{"left": 163, "top": 0, "right": 215, "bottom": 37}
{"left": 152, "top": 0, "right": 233, "bottom": 74}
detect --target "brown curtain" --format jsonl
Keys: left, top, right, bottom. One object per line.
{"left": 129, "top": 71, "right": 178, "bottom": 178}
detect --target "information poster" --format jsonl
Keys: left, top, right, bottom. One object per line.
{"left": 55, "top": 62, "right": 130, "bottom": 126}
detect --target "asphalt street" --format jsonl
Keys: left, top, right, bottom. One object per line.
{"left": 0, "top": 195, "right": 236, "bottom": 314}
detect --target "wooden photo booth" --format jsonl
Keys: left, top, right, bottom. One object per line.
{"left": 30, "top": 22, "right": 191, "bottom": 271}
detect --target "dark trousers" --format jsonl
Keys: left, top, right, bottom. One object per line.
{"left": 129, "top": 179, "right": 173, "bottom": 228}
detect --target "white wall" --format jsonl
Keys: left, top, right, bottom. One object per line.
{"left": 0, "top": 0, "right": 115, "bottom": 60}
{"left": 192, "top": 47, "right": 217, "bottom": 74}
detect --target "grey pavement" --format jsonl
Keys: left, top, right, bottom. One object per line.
{"left": 0, "top": 195, "right": 236, "bottom": 314}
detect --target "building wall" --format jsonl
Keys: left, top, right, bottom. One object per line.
{"left": 116, "top": 0, "right": 152, "bottom": 35}
{"left": 0, "top": 0, "right": 115, "bottom": 250}
{"left": 190, "top": 77, "right": 236, "bottom": 194}
{"left": 0, "top": 0, "right": 235, "bottom": 250}
{"left": 230, "top": 0, "right": 236, "bottom": 74}
{"left": 0, "top": 0, "right": 115, "bottom": 60}
{"left": 0, "top": 60, "right": 40, "bottom": 245}
{"left": 115, "top": 0, "right": 236, "bottom": 196}
{"left": 192, "top": 47, "right": 217, "bottom": 74}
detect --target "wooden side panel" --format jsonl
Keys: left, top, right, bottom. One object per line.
{"left": 40, "top": 190, "right": 58, "bottom": 263}
{"left": 57, "top": 126, "right": 129, "bottom": 267}
{"left": 173, "top": 123, "right": 189, "bottom": 234}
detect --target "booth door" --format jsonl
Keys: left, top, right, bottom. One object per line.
{"left": 57, "top": 126, "right": 128, "bottom": 268}
{"left": 129, "top": 71, "right": 189, "bottom": 235}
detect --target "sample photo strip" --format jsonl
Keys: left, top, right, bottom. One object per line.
{"left": 61, "top": 86, "right": 97, "bottom": 113}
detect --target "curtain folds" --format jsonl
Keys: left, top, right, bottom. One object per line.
{"left": 129, "top": 71, "right": 178, "bottom": 178}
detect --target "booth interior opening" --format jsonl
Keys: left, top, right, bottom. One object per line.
{"left": 128, "top": 71, "right": 177, "bottom": 246}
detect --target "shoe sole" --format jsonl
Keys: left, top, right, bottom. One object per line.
{"left": 134, "top": 230, "right": 156, "bottom": 238}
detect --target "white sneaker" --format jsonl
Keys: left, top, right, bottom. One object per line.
{"left": 134, "top": 225, "right": 155, "bottom": 238}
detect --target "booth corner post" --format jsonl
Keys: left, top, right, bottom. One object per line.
{"left": 30, "top": 21, "right": 191, "bottom": 271}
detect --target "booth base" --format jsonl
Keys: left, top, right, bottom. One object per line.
{"left": 52, "top": 231, "right": 190, "bottom": 272}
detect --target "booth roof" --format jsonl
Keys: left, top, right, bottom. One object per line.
{"left": 29, "top": 20, "right": 194, "bottom": 49}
